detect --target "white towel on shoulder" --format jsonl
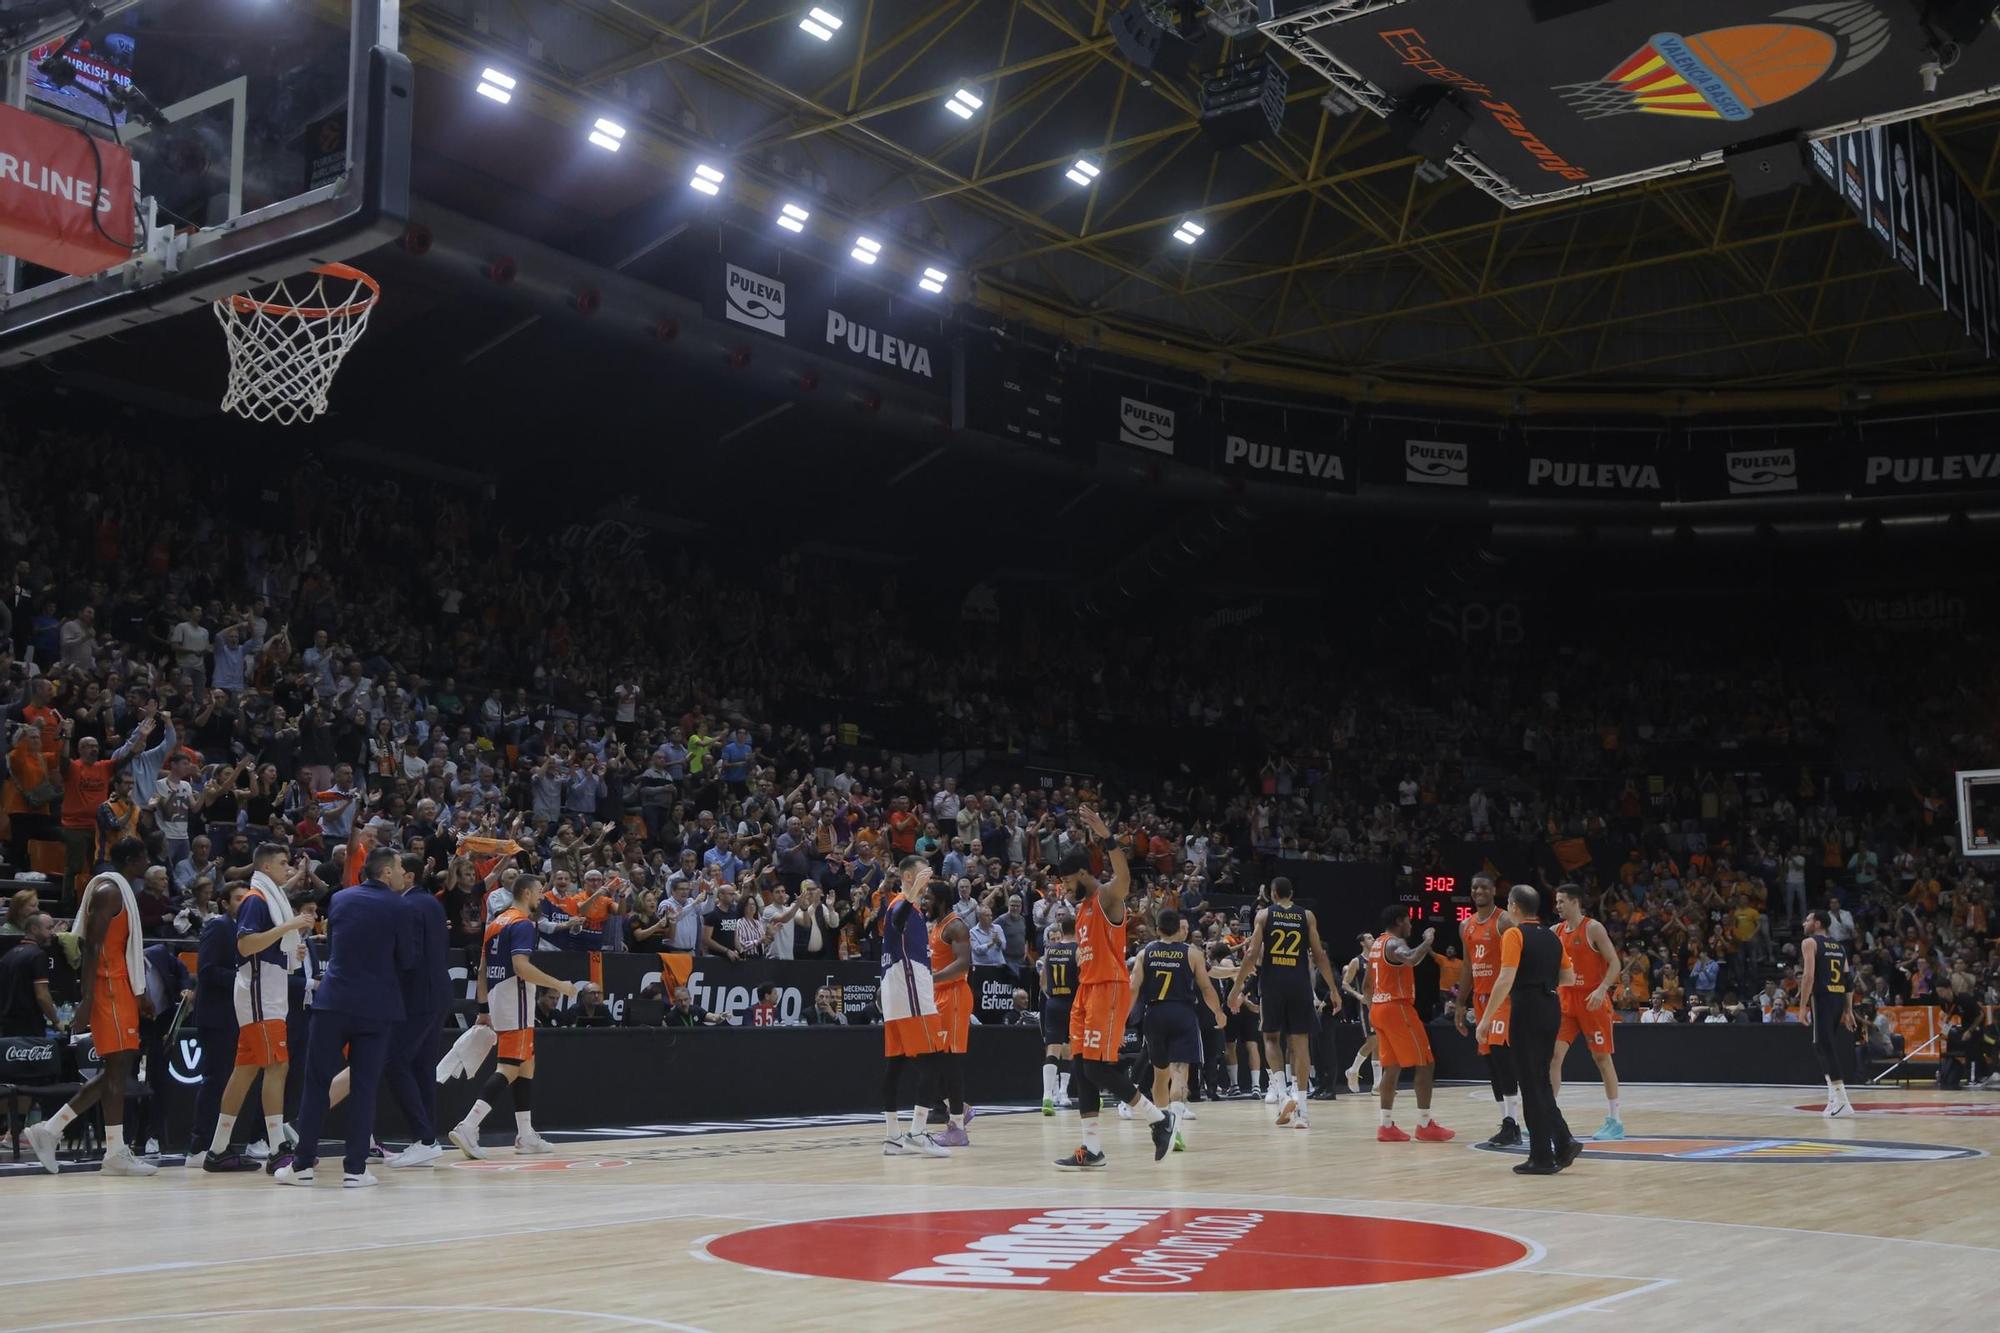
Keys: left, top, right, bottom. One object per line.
{"left": 84, "top": 871, "right": 147, "bottom": 996}
{"left": 247, "top": 870, "right": 304, "bottom": 971}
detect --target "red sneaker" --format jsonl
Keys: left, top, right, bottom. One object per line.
{"left": 1414, "top": 1121, "right": 1456, "bottom": 1142}
{"left": 1376, "top": 1122, "right": 1411, "bottom": 1142}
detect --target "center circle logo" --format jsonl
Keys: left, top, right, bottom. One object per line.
{"left": 704, "top": 1208, "right": 1531, "bottom": 1292}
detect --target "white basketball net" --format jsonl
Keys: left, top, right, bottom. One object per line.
{"left": 214, "top": 266, "right": 379, "bottom": 426}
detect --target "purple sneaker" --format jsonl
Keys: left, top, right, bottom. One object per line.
{"left": 934, "top": 1125, "right": 971, "bottom": 1148}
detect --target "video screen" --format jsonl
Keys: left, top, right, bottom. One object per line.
{"left": 25, "top": 33, "right": 140, "bottom": 129}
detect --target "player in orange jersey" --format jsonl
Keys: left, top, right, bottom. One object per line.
{"left": 1452, "top": 876, "right": 1521, "bottom": 1145}
{"left": 23, "top": 838, "right": 158, "bottom": 1176}
{"left": 1552, "top": 884, "right": 1625, "bottom": 1140}
{"left": 917, "top": 880, "right": 975, "bottom": 1146}
{"left": 1054, "top": 806, "right": 1174, "bottom": 1169}
{"left": 1367, "top": 907, "right": 1453, "bottom": 1143}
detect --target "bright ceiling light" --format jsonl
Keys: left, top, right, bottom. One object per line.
{"left": 851, "top": 235, "right": 882, "bottom": 264}
{"left": 1064, "top": 157, "right": 1101, "bottom": 186}
{"left": 476, "top": 68, "right": 516, "bottom": 104}
{"left": 918, "top": 266, "right": 948, "bottom": 295}
{"left": 800, "top": 6, "right": 843, "bottom": 40}
{"left": 945, "top": 88, "right": 983, "bottom": 119}
{"left": 1172, "top": 219, "right": 1205, "bottom": 245}
{"left": 589, "top": 117, "right": 626, "bottom": 152}
{"left": 690, "top": 162, "right": 725, "bottom": 195}
{"left": 777, "top": 201, "right": 810, "bottom": 233}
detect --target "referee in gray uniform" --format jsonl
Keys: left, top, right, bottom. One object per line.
{"left": 1479, "top": 886, "right": 1581, "bottom": 1175}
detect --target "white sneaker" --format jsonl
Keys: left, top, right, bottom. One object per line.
{"left": 882, "top": 1134, "right": 913, "bottom": 1156}
{"left": 186, "top": 1150, "right": 207, "bottom": 1170}
{"left": 1117, "top": 1102, "right": 1133, "bottom": 1120}
{"left": 1345, "top": 1066, "right": 1362, "bottom": 1093}
{"left": 142, "top": 1138, "right": 161, "bottom": 1157}
{"left": 1172, "top": 1101, "right": 1196, "bottom": 1122}
{"left": 1264, "top": 1082, "right": 1283, "bottom": 1105}
{"left": 1291, "top": 1111, "right": 1310, "bottom": 1131}
{"left": 342, "top": 1171, "right": 379, "bottom": 1188}
{"left": 245, "top": 1140, "right": 271, "bottom": 1162}
{"left": 1827, "top": 1101, "right": 1855, "bottom": 1119}
{"left": 389, "top": 1141, "right": 446, "bottom": 1169}
{"left": 1276, "top": 1093, "right": 1300, "bottom": 1127}
{"left": 514, "top": 1131, "right": 555, "bottom": 1155}
{"left": 273, "top": 1163, "right": 315, "bottom": 1186}
{"left": 908, "top": 1132, "right": 951, "bottom": 1158}
{"left": 448, "top": 1119, "right": 489, "bottom": 1161}
{"left": 281, "top": 1122, "right": 299, "bottom": 1148}
{"left": 22, "top": 1121, "right": 61, "bottom": 1175}
{"left": 101, "top": 1145, "right": 158, "bottom": 1177}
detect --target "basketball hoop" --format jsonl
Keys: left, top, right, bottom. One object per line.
{"left": 214, "top": 263, "right": 380, "bottom": 426}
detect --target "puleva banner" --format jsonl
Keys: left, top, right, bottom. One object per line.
{"left": 705, "top": 254, "right": 950, "bottom": 392}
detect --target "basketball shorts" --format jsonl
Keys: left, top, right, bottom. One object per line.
{"left": 936, "top": 980, "right": 972, "bottom": 1056}
{"left": 881, "top": 959, "right": 947, "bottom": 1058}
{"left": 1069, "top": 981, "right": 1130, "bottom": 1063}
{"left": 1259, "top": 976, "right": 1317, "bottom": 1037}
{"left": 1225, "top": 1002, "right": 1260, "bottom": 1045}
{"left": 1040, "top": 1000, "right": 1073, "bottom": 1048}
{"left": 1144, "top": 1004, "right": 1203, "bottom": 1067}
{"left": 1370, "top": 1001, "right": 1432, "bottom": 1069}
{"left": 235, "top": 1018, "right": 289, "bottom": 1067}
{"left": 1810, "top": 999, "right": 1852, "bottom": 1080}
{"left": 88, "top": 981, "right": 140, "bottom": 1057}
{"left": 1478, "top": 993, "right": 1510, "bottom": 1050}
{"left": 496, "top": 1028, "right": 535, "bottom": 1063}
{"left": 1558, "top": 992, "right": 1616, "bottom": 1054}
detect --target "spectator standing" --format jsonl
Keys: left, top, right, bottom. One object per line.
{"left": 169, "top": 606, "right": 212, "bottom": 697}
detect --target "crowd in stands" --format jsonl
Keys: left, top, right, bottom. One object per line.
{"left": 0, "top": 428, "right": 1995, "bottom": 1082}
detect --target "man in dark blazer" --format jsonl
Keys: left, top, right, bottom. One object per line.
{"left": 384, "top": 852, "right": 452, "bottom": 1167}
{"left": 189, "top": 883, "right": 260, "bottom": 1171}
{"left": 276, "top": 846, "right": 413, "bottom": 1187}
{"left": 126, "top": 938, "right": 192, "bottom": 1156}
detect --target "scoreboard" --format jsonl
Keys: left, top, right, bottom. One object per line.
{"left": 952, "top": 332, "right": 1069, "bottom": 449}
{"left": 1401, "top": 873, "right": 1472, "bottom": 923}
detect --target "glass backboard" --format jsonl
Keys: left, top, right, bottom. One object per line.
{"left": 0, "top": 0, "right": 409, "bottom": 364}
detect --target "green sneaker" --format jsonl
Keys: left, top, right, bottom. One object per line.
{"left": 1041, "top": 1097, "right": 1056, "bottom": 1116}
{"left": 1171, "top": 1130, "right": 1187, "bottom": 1153}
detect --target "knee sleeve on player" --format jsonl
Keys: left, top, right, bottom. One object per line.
{"left": 478, "top": 1070, "right": 512, "bottom": 1107}
{"left": 510, "top": 1076, "right": 533, "bottom": 1112}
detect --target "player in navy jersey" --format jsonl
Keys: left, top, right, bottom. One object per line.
{"left": 1130, "top": 909, "right": 1226, "bottom": 1150}
{"left": 446, "top": 875, "right": 577, "bottom": 1159}
{"left": 1038, "top": 917, "right": 1078, "bottom": 1114}
{"left": 1801, "top": 912, "right": 1856, "bottom": 1117}
{"left": 879, "top": 855, "right": 950, "bottom": 1157}
{"left": 1230, "top": 876, "right": 1340, "bottom": 1126}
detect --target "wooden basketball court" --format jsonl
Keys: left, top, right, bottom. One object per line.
{"left": 5, "top": 1084, "right": 1997, "bottom": 1330}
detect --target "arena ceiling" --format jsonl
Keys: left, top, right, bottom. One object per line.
{"left": 390, "top": 1, "right": 2000, "bottom": 409}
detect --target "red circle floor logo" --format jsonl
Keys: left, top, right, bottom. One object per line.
{"left": 1796, "top": 1101, "right": 2000, "bottom": 1117}
{"left": 704, "top": 1208, "right": 1530, "bottom": 1292}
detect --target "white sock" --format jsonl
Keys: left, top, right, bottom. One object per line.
{"left": 1378, "top": 1107, "right": 1393, "bottom": 1127}
{"left": 1133, "top": 1097, "right": 1165, "bottom": 1125}
{"left": 1042, "top": 1063, "right": 1057, "bottom": 1098}
{"left": 1056, "top": 1072, "right": 1069, "bottom": 1100}
{"left": 883, "top": 1111, "right": 901, "bottom": 1137}
{"left": 1418, "top": 1109, "right": 1434, "bottom": 1127}
{"left": 1171, "top": 1100, "right": 1189, "bottom": 1118}
{"left": 466, "top": 1099, "right": 492, "bottom": 1127}
{"left": 1081, "top": 1121, "right": 1101, "bottom": 1152}
{"left": 949, "top": 1111, "right": 964, "bottom": 1129}
{"left": 1347, "top": 1054, "right": 1363, "bottom": 1074}
{"left": 1371, "top": 1061, "right": 1383, "bottom": 1086}
{"left": 209, "top": 1113, "right": 237, "bottom": 1155}
{"left": 264, "top": 1116, "right": 286, "bottom": 1150}
{"left": 49, "top": 1104, "right": 77, "bottom": 1133}
{"left": 907, "top": 1106, "right": 923, "bottom": 1135}
{"left": 514, "top": 1111, "right": 534, "bottom": 1135}
{"left": 1830, "top": 1081, "right": 1848, "bottom": 1105}
{"left": 1606, "top": 1097, "right": 1621, "bottom": 1119}
{"left": 1504, "top": 1095, "right": 1521, "bottom": 1122}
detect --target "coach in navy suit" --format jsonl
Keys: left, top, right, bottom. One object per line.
{"left": 381, "top": 852, "right": 451, "bottom": 1164}
{"left": 281, "top": 846, "right": 414, "bottom": 1184}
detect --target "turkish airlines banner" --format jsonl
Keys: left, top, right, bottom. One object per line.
{"left": 0, "top": 103, "right": 136, "bottom": 276}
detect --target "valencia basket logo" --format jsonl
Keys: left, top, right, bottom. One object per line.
{"left": 723, "top": 263, "right": 786, "bottom": 336}
{"left": 1556, "top": 3, "right": 1889, "bottom": 122}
